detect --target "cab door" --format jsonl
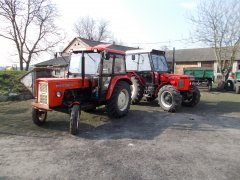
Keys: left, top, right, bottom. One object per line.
{"left": 99, "top": 53, "right": 126, "bottom": 100}
{"left": 137, "top": 53, "right": 154, "bottom": 85}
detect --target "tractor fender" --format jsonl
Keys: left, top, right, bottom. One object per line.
{"left": 106, "top": 76, "right": 132, "bottom": 100}
{"left": 127, "top": 71, "right": 145, "bottom": 86}
{"left": 70, "top": 101, "right": 81, "bottom": 107}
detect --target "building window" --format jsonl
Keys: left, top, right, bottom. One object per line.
{"left": 55, "top": 69, "right": 61, "bottom": 76}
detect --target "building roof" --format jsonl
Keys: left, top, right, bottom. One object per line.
{"left": 166, "top": 47, "right": 240, "bottom": 62}
{"left": 63, "top": 37, "right": 138, "bottom": 53}
{"left": 34, "top": 56, "right": 70, "bottom": 67}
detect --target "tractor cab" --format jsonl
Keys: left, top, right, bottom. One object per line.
{"left": 32, "top": 44, "right": 132, "bottom": 135}
{"left": 68, "top": 46, "right": 127, "bottom": 100}
{"left": 126, "top": 49, "right": 169, "bottom": 86}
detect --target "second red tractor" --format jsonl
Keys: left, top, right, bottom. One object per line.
{"left": 126, "top": 49, "right": 200, "bottom": 112}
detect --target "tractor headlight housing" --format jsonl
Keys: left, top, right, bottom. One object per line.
{"left": 56, "top": 91, "right": 62, "bottom": 97}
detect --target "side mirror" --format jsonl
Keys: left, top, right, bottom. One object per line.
{"left": 132, "top": 55, "right": 135, "bottom": 60}
{"left": 103, "top": 51, "right": 110, "bottom": 60}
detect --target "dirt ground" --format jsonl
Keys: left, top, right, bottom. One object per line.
{"left": 0, "top": 91, "right": 240, "bottom": 180}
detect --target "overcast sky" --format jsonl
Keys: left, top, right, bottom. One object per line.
{"left": 0, "top": 0, "right": 201, "bottom": 66}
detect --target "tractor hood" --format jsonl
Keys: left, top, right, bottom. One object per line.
{"left": 161, "top": 73, "right": 195, "bottom": 81}
{"left": 36, "top": 77, "right": 94, "bottom": 90}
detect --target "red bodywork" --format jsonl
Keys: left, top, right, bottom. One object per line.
{"left": 33, "top": 75, "right": 132, "bottom": 110}
{"left": 33, "top": 77, "right": 95, "bottom": 109}
{"left": 127, "top": 71, "right": 195, "bottom": 96}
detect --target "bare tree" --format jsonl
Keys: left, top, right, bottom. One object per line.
{"left": 189, "top": 0, "right": 240, "bottom": 79}
{"left": 0, "top": 0, "right": 64, "bottom": 71}
{"left": 74, "top": 16, "right": 112, "bottom": 42}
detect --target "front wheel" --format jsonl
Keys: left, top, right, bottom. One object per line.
{"left": 182, "top": 85, "right": 201, "bottom": 107}
{"left": 70, "top": 105, "right": 80, "bottom": 135}
{"left": 106, "top": 81, "right": 131, "bottom": 118}
{"left": 32, "top": 108, "right": 47, "bottom": 126}
{"left": 158, "top": 85, "right": 182, "bottom": 112}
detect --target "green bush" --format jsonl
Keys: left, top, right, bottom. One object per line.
{"left": 0, "top": 70, "right": 27, "bottom": 96}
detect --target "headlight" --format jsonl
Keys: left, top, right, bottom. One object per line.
{"left": 56, "top": 91, "right": 62, "bottom": 97}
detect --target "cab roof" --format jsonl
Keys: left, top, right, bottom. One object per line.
{"left": 72, "top": 44, "right": 125, "bottom": 55}
{"left": 126, "top": 49, "right": 165, "bottom": 55}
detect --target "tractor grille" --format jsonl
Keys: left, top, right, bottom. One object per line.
{"left": 38, "top": 82, "right": 48, "bottom": 104}
{"left": 178, "top": 80, "right": 185, "bottom": 88}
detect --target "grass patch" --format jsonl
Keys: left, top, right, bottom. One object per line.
{"left": 0, "top": 70, "right": 27, "bottom": 96}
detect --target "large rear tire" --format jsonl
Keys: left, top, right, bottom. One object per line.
{"left": 182, "top": 85, "right": 201, "bottom": 107}
{"left": 70, "top": 105, "right": 80, "bottom": 135}
{"left": 106, "top": 81, "right": 131, "bottom": 118}
{"left": 32, "top": 108, "right": 47, "bottom": 126}
{"left": 131, "top": 76, "right": 144, "bottom": 104}
{"left": 158, "top": 85, "right": 182, "bottom": 112}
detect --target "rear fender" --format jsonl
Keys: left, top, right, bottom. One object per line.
{"left": 128, "top": 71, "right": 145, "bottom": 86}
{"left": 106, "top": 75, "right": 132, "bottom": 100}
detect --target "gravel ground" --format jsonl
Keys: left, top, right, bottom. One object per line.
{"left": 0, "top": 91, "right": 240, "bottom": 180}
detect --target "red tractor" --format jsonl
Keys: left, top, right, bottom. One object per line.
{"left": 126, "top": 49, "right": 200, "bottom": 112}
{"left": 32, "top": 44, "right": 132, "bottom": 135}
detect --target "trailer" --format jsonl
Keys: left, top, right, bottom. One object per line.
{"left": 183, "top": 67, "right": 214, "bottom": 91}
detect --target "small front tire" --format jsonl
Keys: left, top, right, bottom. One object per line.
{"left": 32, "top": 108, "right": 47, "bottom": 126}
{"left": 158, "top": 85, "right": 182, "bottom": 112}
{"left": 70, "top": 105, "right": 80, "bottom": 135}
{"left": 182, "top": 85, "right": 201, "bottom": 107}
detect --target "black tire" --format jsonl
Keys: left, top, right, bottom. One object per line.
{"left": 32, "top": 108, "right": 47, "bottom": 126}
{"left": 236, "top": 85, "right": 240, "bottom": 94}
{"left": 158, "top": 85, "right": 182, "bottom": 112}
{"left": 224, "top": 80, "right": 234, "bottom": 91}
{"left": 131, "top": 76, "right": 144, "bottom": 104}
{"left": 106, "top": 81, "right": 131, "bottom": 118}
{"left": 182, "top": 85, "right": 201, "bottom": 107}
{"left": 70, "top": 105, "right": 80, "bottom": 135}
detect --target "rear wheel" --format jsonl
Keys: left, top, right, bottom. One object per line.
{"left": 32, "top": 108, "right": 47, "bottom": 126}
{"left": 70, "top": 105, "right": 80, "bottom": 135}
{"left": 106, "top": 81, "right": 131, "bottom": 118}
{"left": 182, "top": 85, "right": 201, "bottom": 107}
{"left": 158, "top": 85, "right": 182, "bottom": 112}
{"left": 131, "top": 76, "right": 144, "bottom": 104}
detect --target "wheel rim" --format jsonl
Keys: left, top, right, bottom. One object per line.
{"left": 118, "top": 89, "right": 129, "bottom": 111}
{"left": 160, "top": 91, "right": 173, "bottom": 108}
{"left": 130, "top": 84, "right": 135, "bottom": 98}
{"left": 38, "top": 111, "right": 46, "bottom": 122}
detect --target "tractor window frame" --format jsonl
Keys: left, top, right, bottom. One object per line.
{"left": 138, "top": 53, "right": 152, "bottom": 71}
